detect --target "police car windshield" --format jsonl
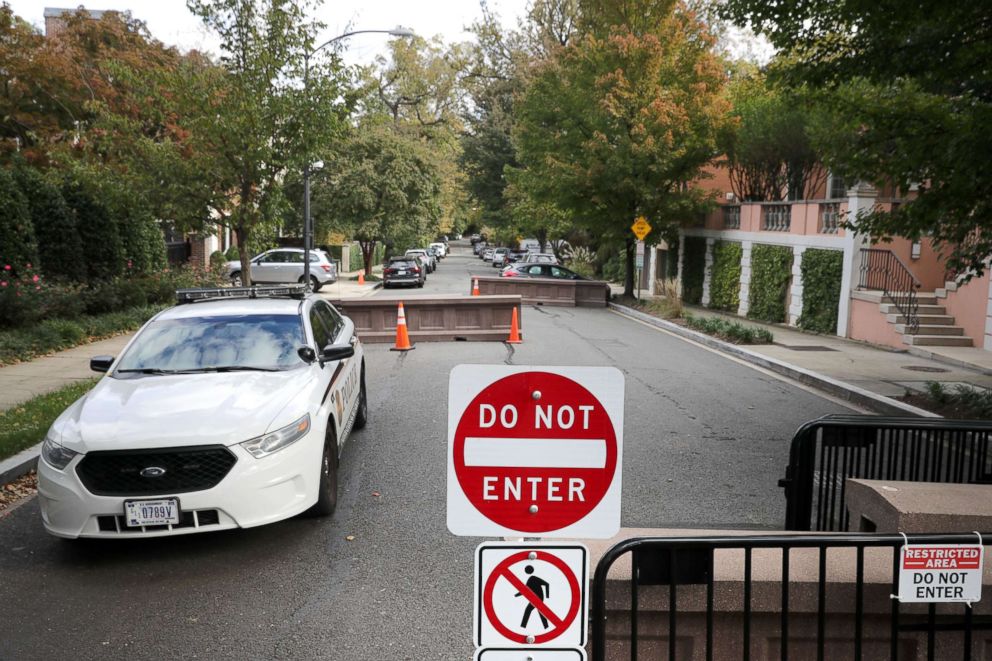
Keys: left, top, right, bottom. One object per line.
{"left": 115, "top": 314, "right": 305, "bottom": 373}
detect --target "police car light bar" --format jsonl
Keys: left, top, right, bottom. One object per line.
{"left": 175, "top": 285, "right": 308, "bottom": 304}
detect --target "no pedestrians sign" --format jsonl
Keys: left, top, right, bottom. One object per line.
{"left": 447, "top": 365, "right": 624, "bottom": 538}
{"left": 474, "top": 542, "right": 588, "bottom": 648}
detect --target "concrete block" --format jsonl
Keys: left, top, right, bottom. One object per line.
{"left": 846, "top": 479, "right": 992, "bottom": 533}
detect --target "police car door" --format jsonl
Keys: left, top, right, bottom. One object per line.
{"left": 313, "top": 301, "right": 361, "bottom": 444}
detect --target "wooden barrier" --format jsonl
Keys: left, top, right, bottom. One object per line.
{"left": 473, "top": 276, "right": 610, "bottom": 307}
{"left": 326, "top": 294, "right": 522, "bottom": 343}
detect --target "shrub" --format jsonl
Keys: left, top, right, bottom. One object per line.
{"left": 224, "top": 245, "right": 240, "bottom": 261}
{"left": 209, "top": 250, "right": 229, "bottom": 275}
{"left": 567, "top": 246, "right": 596, "bottom": 278}
{"left": 682, "top": 236, "right": 706, "bottom": 304}
{"left": 120, "top": 206, "right": 167, "bottom": 274}
{"left": 748, "top": 244, "right": 793, "bottom": 323}
{"left": 62, "top": 177, "right": 124, "bottom": 281}
{"left": 708, "top": 241, "right": 742, "bottom": 311}
{"left": 0, "top": 169, "right": 39, "bottom": 276}
{"left": 12, "top": 165, "right": 85, "bottom": 282}
{"left": 799, "top": 249, "right": 843, "bottom": 334}
{"left": 684, "top": 313, "right": 774, "bottom": 344}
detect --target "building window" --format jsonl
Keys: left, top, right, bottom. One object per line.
{"left": 828, "top": 174, "right": 847, "bottom": 200}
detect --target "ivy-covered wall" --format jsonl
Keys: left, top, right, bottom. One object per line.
{"left": 748, "top": 244, "right": 793, "bottom": 323}
{"left": 708, "top": 241, "right": 742, "bottom": 311}
{"left": 682, "top": 236, "right": 706, "bottom": 304}
{"left": 799, "top": 248, "right": 843, "bottom": 334}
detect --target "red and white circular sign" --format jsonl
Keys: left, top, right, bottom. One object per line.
{"left": 447, "top": 366, "right": 624, "bottom": 538}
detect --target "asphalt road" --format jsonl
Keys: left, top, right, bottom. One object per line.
{"left": 0, "top": 243, "right": 853, "bottom": 660}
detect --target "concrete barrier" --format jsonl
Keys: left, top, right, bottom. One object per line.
{"left": 327, "top": 294, "right": 521, "bottom": 343}
{"left": 473, "top": 276, "right": 610, "bottom": 307}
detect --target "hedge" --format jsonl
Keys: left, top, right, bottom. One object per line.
{"left": 12, "top": 166, "right": 84, "bottom": 281}
{"left": 748, "top": 244, "right": 793, "bottom": 323}
{"left": 708, "top": 241, "right": 742, "bottom": 312}
{"left": 682, "top": 236, "right": 707, "bottom": 305}
{"left": 799, "top": 248, "right": 843, "bottom": 334}
{"left": 62, "top": 178, "right": 124, "bottom": 282}
{"left": 0, "top": 168, "right": 39, "bottom": 275}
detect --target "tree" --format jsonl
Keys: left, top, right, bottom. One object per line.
{"left": 514, "top": 0, "right": 728, "bottom": 296}
{"left": 11, "top": 163, "right": 85, "bottom": 281}
{"left": 61, "top": 171, "right": 124, "bottom": 281}
{"left": 0, "top": 168, "right": 37, "bottom": 275}
{"left": 721, "top": 0, "right": 992, "bottom": 278}
{"left": 310, "top": 124, "right": 441, "bottom": 276}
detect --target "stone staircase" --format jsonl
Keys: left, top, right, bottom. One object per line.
{"left": 859, "top": 289, "right": 973, "bottom": 347}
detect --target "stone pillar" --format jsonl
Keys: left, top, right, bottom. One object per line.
{"left": 788, "top": 246, "right": 806, "bottom": 326}
{"left": 701, "top": 237, "right": 715, "bottom": 307}
{"left": 984, "top": 275, "right": 992, "bottom": 351}
{"left": 647, "top": 245, "right": 658, "bottom": 296}
{"left": 738, "top": 240, "right": 753, "bottom": 317}
{"left": 676, "top": 232, "right": 685, "bottom": 299}
{"left": 837, "top": 182, "right": 877, "bottom": 337}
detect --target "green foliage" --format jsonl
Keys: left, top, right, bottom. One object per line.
{"left": 118, "top": 205, "right": 166, "bottom": 274}
{"left": 748, "top": 244, "right": 792, "bottom": 323}
{"left": 11, "top": 165, "right": 85, "bottom": 281}
{"left": 0, "top": 168, "right": 38, "bottom": 275}
{"left": 0, "top": 378, "right": 99, "bottom": 461}
{"left": 799, "top": 248, "right": 843, "bottom": 334}
{"left": 61, "top": 176, "right": 124, "bottom": 281}
{"left": 681, "top": 236, "right": 706, "bottom": 305}
{"left": 916, "top": 382, "right": 992, "bottom": 420}
{"left": 684, "top": 313, "right": 774, "bottom": 344}
{"left": 708, "top": 241, "right": 742, "bottom": 312}
{"left": 209, "top": 250, "right": 228, "bottom": 273}
{"left": 224, "top": 245, "right": 240, "bottom": 261}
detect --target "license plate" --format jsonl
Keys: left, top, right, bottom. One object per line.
{"left": 124, "top": 498, "right": 180, "bottom": 527}
{"left": 397, "top": 270, "right": 407, "bottom": 275}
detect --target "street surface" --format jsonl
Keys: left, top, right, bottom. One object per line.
{"left": 0, "top": 244, "right": 852, "bottom": 660}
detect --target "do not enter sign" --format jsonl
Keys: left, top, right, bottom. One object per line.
{"left": 448, "top": 365, "right": 624, "bottom": 538}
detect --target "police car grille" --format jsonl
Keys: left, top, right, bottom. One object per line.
{"left": 76, "top": 446, "right": 237, "bottom": 496}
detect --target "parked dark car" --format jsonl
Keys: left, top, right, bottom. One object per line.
{"left": 508, "top": 249, "right": 528, "bottom": 263}
{"left": 500, "top": 263, "right": 586, "bottom": 280}
{"left": 383, "top": 257, "right": 425, "bottom": 288}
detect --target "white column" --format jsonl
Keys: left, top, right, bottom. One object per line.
{"left": 701, "top": 237, "right": 715, "bottom": 307}
{"left": 788, "top": 246, "right": 806, "bottom": 326}
{"left": 837, "top": 182, "right": 877, "bottom": 337}
{"left": 676, "top": 232, "right": 685, "bottom": 299}
{"left": 738, "top": 240, "right": 753, "bottom": 317}
{"left": 647, "top": 245, "right": 658, "bottom": 296}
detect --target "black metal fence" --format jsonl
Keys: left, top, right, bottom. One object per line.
{"left": 859, "top": 248, "right": 922, "bottom": 334}
{"left": 591, "top": 532, "right": 990, "bottom": 661}
{"left": 780, "top": 415, "right": 992, "bottom": 532}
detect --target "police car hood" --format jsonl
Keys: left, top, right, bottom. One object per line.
{"left": 62, "top": 370, "right": 316, "bottom": 452}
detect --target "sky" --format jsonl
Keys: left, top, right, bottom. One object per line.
{"left": 9, "top": 0, "right": 531, "bottom": 64}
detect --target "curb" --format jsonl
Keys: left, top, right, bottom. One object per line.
{"left": 906, "top": 346, "right": 992, "bottom": 377}
{"left": 0, "top": 442, "right": 40, "bottom": 487}
{"left": 608, "top": 303, "right": 939, "bottom": 418}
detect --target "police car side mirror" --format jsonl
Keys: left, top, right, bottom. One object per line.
{"left": 297, "top": 347, "right": 317, "bottom": 364}
{"left": 322, "top": 343, "right": 354, "bottom": 362}
{"left": 90, "top": 355, "right": 114, "bottom": 373}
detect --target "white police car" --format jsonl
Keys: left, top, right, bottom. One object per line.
{"left": 37, "top": 286, "right": 367, "bottom": 538}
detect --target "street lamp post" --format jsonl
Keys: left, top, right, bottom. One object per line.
{"left": 301, "top": 27, "right": 415, "bottom": 290}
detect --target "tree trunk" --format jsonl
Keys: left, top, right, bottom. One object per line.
{"left": 359, "top": 239, "right": 377, "bottom": 277}
{"left": 236, "top": 225, "right": 251, "bottom": 285}
{"left": 536, "top": 227, "right": 548, "bottom": 253}
{"left": 623, "top": 235, "right": 635, "bottom": 298}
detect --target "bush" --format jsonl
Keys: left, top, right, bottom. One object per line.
{"left": 748, "top": 244, "right": 793, "bottom": 323}
{"left": 12, "top": 165, "right": 85, "bottom": 282}
{"left": 684, "top": 313, "right": 774, "bottom": 344}
{"left": 224, "top": 245, "right": 240, "bottom": 261}
{"left": 62, "top": 177, "right": 124, "bottom": 282}
{"left": 119, "top": 206, "right": 167, "bottom": 274}
{"left": 209, "top": 250, "right": 229, "bottom": 274}
{"left": 799, "top": 249, "right": 843, "bottom": 334}
{"left": 567, "top": 246, "right": 596, "bottom": 278}
{"left": 0, "top": 169, "right": 39, "bottom": 277}
{"left": 708, "top": 241, "right": 742, "bottom": 311}
{"left": 682, "top": 237, "right": 706, "bottom": 304}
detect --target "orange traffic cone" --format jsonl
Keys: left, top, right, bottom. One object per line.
{"left": 506, "top": 307, "right": 522, "bottom": 344}
{"left": 358, "top": 272, "right": 365, "bottom": 285}
{"left": 390, "top": 302, "right": 415, "bottom": 351}
{"left": 471, "top": 278, "right": 480, "bottom": 296}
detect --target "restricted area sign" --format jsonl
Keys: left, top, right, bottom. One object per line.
{"left": 897, "top": 543, "right": 984, "bottom": 603}
{"left": 630, "top": 216, "right": 652, "bottom": 241}
{"left": 475, "top": 542, "right": 588, "bottom": 648}
{"left": 475, "top": 649, "right": 586, "bottom": 660}
{"left": 447, "top": 365, "right": 624, "bottom": 538}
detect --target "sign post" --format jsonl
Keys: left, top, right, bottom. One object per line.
{"left": 447, "top": 365, "right": 624, "bottom": 539}
{"left": 630, "top": 217, "right": 651, "bottom": 300}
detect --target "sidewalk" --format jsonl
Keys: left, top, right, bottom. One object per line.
{"left": 609, "top": 288, "right": 992, "bottom": 413}
{"left": 0, "top": 276, "right": 382, "bottom": 413}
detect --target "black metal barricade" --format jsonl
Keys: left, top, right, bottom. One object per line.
{"left": 590, "top": 533, "right": 990, "bottom": 661}
{"left": 780, "top": 415, "right": 992, "bottom": 532}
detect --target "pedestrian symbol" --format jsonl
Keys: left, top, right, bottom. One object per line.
{"left": 475, "top": 542, "right": 588, "bottom": 648}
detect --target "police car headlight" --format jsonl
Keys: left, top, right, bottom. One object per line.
{"left": 240, "top": 414, "right": 311, "bottom": 459}
{"left": 41, "top": 430, "right": 78, "bottom": 470}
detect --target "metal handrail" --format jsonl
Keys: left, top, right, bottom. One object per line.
{"left": 859, "top": 248, "right": 922, "bottom": 334}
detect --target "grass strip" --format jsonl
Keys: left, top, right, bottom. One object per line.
{"left": 0, "top": 304, "right": 167, "bottom": 367}
{"left": 0, "top": 378, "right": 99, "bottom": 462}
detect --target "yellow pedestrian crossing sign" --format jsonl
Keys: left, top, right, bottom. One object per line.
{"left": 631, "top": 217, "right": 651, "bottom": 241}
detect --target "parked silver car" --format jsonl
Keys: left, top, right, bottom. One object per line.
{"left": 226, "top": 248, "right": 337, "bottom": 291}
{"left": 518, "top": 252, "right": 559, "bottom": 265}
{"left": 405, "top": 249, "right": 436, "bottom": 273}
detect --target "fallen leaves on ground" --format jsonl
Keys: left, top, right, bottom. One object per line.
{"left": 0, "top": 471, "right": 37, "bottom": 514}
